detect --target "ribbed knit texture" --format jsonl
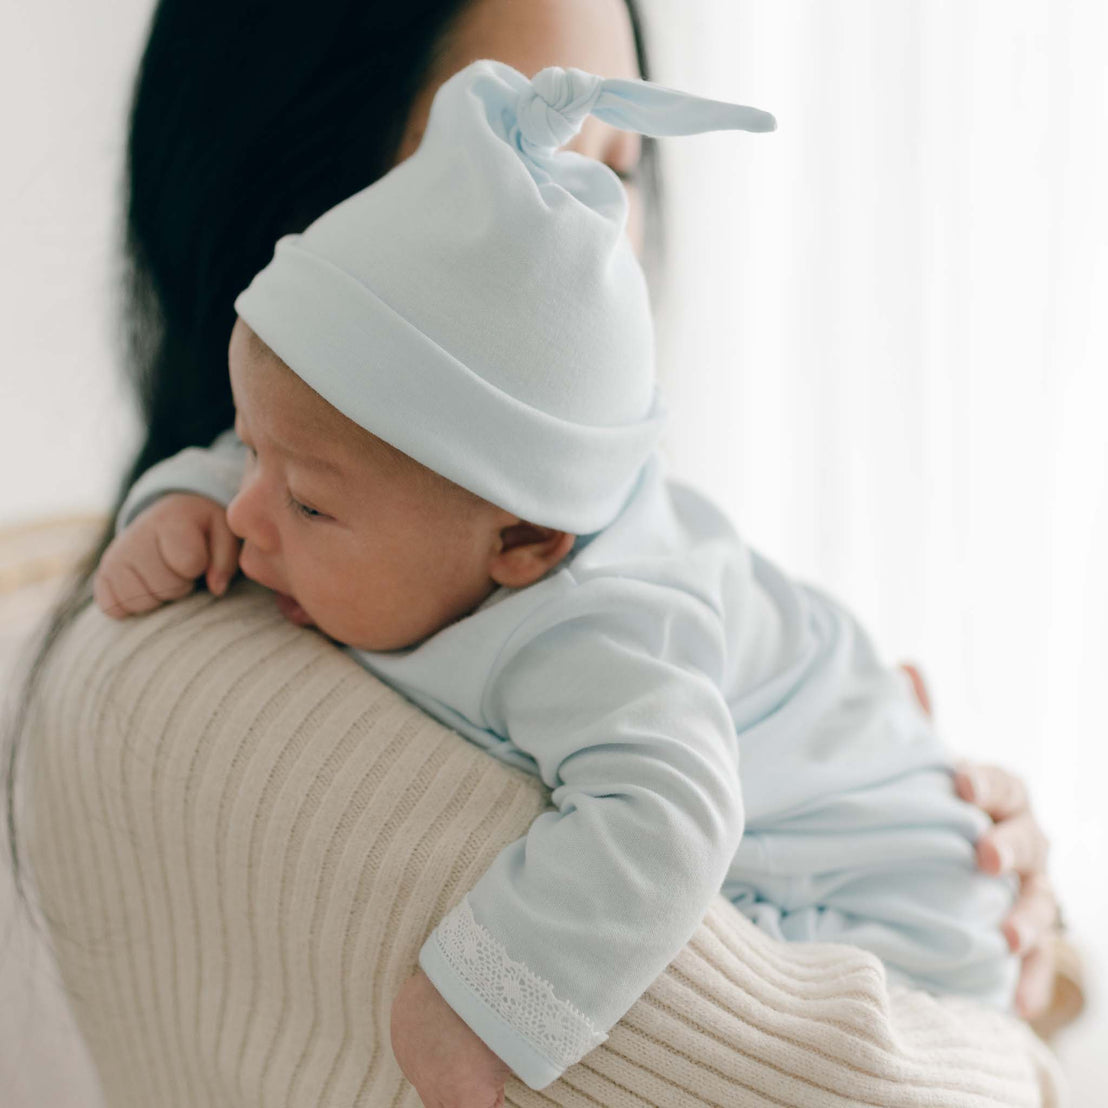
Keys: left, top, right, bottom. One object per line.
{"left": 22, "top": 580, "right": 1068, "bottom": 1107}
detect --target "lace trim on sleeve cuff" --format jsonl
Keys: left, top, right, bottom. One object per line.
{"left": 436, "top": 895, "right": 608, "bottom": 1070}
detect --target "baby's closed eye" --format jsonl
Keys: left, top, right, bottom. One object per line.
{"left": 284, "top": 490, "right": 325, "bottom": 520}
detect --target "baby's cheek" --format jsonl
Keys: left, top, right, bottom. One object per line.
{"left": 319, "top": 594, "right": 371, "bottom": 646}
{"left": 308, "top": 575, "right": 395, "bottom": 650}
{"left": 291, "top": 569, "right": 355, "bottom": 639}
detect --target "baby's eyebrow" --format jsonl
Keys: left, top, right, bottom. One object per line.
{"left": 235, "top": 413, "right": 347, "bottom": 477}
{"left": 288, "top": 451, "right": 346, "bottom": 477}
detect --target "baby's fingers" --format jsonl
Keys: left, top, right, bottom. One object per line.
{"left": 93, "top": 567, "right": 128, "bottom": 619}
{"left": 205, "top": 513, "right": 241, "bottom": 596}
{"left": 153, "top": 517, "right": 213, "bottom": 584}
{"left": 100, "top": 562, "right": 186, "bottom": 618}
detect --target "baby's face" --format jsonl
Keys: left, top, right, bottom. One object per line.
{"left": 225, "top": 319, "right": 566, "bottom": 651}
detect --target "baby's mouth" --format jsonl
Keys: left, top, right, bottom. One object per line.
{"left": 274, "top": 591, "right": 312, "bottom": 627}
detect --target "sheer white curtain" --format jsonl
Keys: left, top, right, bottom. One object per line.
{"left": 646, "top": 0, "right": 1106, "bottom": 1090}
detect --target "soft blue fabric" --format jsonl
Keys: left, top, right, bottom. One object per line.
{"left": 116, "top": 437, "right": 1020, "bottom": 1091}
{"left": 232, "top": 59, "right": 775, "bottom": 533}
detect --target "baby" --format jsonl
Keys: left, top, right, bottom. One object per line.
{"left": 93, "top": 59, "right": 1019, "bottom": 1095}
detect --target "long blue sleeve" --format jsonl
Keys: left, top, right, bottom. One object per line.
{"left": 114, "top": 428, "right": 247, "bottom": 535}
{"left": 415, "top": 577, "right": 745, "bottom": 1089}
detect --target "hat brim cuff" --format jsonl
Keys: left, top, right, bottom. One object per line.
{"left": 233, "top": 239, "right": 665, "bottom": 534}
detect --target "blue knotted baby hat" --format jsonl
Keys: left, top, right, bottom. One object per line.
{"left": 234, "top": 59, "right": 775, "bottom": 533}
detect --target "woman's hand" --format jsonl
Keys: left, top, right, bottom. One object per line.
{"left": 898, "top": 663, "right": 1061, "bottom": 1021}
{"left": 391, "top": 967, "right": 514, "bottom": 1107}
{"left": 951, "top": 760, "right": 1059, "bottom": 1019}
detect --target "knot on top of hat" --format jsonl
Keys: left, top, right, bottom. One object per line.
{"left": 516, "top": 66, "right": 606, "bottom": 152}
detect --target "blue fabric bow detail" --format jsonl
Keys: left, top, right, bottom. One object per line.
{"left": 515, "top": 65, "right": 776, "bottom": 155}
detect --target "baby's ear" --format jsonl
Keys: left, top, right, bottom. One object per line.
{"left": 488, "top": 523, "right": 575, "bottom": 590}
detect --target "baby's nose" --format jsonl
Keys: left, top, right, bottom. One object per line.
{"left": 225, "top": 489, "right": 248, "bottom": 540}
{"left": 225, "top": 484, "right": 274, "bottom": 552}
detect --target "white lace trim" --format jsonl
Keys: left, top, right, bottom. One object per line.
{"left": 435, "top": 895, "right": 608, "bottom": 1070}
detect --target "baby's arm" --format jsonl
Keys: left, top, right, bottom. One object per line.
{"left": 95, "top": 429, "right": 248, "bottom": 618}
{"left": 115, "top": 428, "right": 248, "bottom": 533}
{"left": 414, "top": 578, "right": 743, "bottom": 1090}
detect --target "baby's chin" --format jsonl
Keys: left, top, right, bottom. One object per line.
{"left": 269, "top": 590, "right": 453, "bottom": 654}
{"left": 273, "top": 590, "right": 314, "bottom": 627}
{"left": 272, "top": 596, "right": 386, "bottom": 651}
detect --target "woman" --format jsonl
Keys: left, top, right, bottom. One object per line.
{"left": 6, "top": 0, "right": 1065, "bottom": 1083}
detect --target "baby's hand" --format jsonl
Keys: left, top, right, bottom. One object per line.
{"left": 391, "top": 967, "right": 513, "bottom": 1107}
{"left": 93, "top": 493, "right": 241, "bottom": 619}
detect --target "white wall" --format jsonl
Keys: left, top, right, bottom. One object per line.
{"left": 1, "top": 0, "right": 150, "bottom": 527}
{"left": 647, "top": 0, "right": 1106, "bottom": 1096}
{"left": 2, "top": 7, "right": 155, "bottom": 1104}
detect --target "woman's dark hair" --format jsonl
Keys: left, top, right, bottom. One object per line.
{"left": 3, "top": 0, "right": 665, "bottom": 921}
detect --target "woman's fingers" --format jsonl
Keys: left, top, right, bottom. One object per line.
{"left": 1014, "top": 937, "right": 1056, "bottom": 1020}
{"left": 955, "top": 762, "right": 1050, "bottom": 875}
{"left": 975, "top": 811, "right": 1051, "bottom": 877}
{"left": 952, "top": 761, "right": 1030, "bottom": 822}
{"left": 954, "top": 760, "right": 1063, "bottom": 1024}
{"left": 954, "top": 762, "right": 1053, "bottom": 878}
{"left": 898, "top": 662, "right": 932, "bottom": 717}
{"left": 1000, "top": 871, "right": 1059, "bottom": 953}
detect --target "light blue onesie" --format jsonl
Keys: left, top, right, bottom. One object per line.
{"left": 116, "top": 428, "right": 1020, "bottom": 1091}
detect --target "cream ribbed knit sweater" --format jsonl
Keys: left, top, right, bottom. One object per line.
{"left": 22, "top": 581, "right": 1068, "bottom": 1107}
